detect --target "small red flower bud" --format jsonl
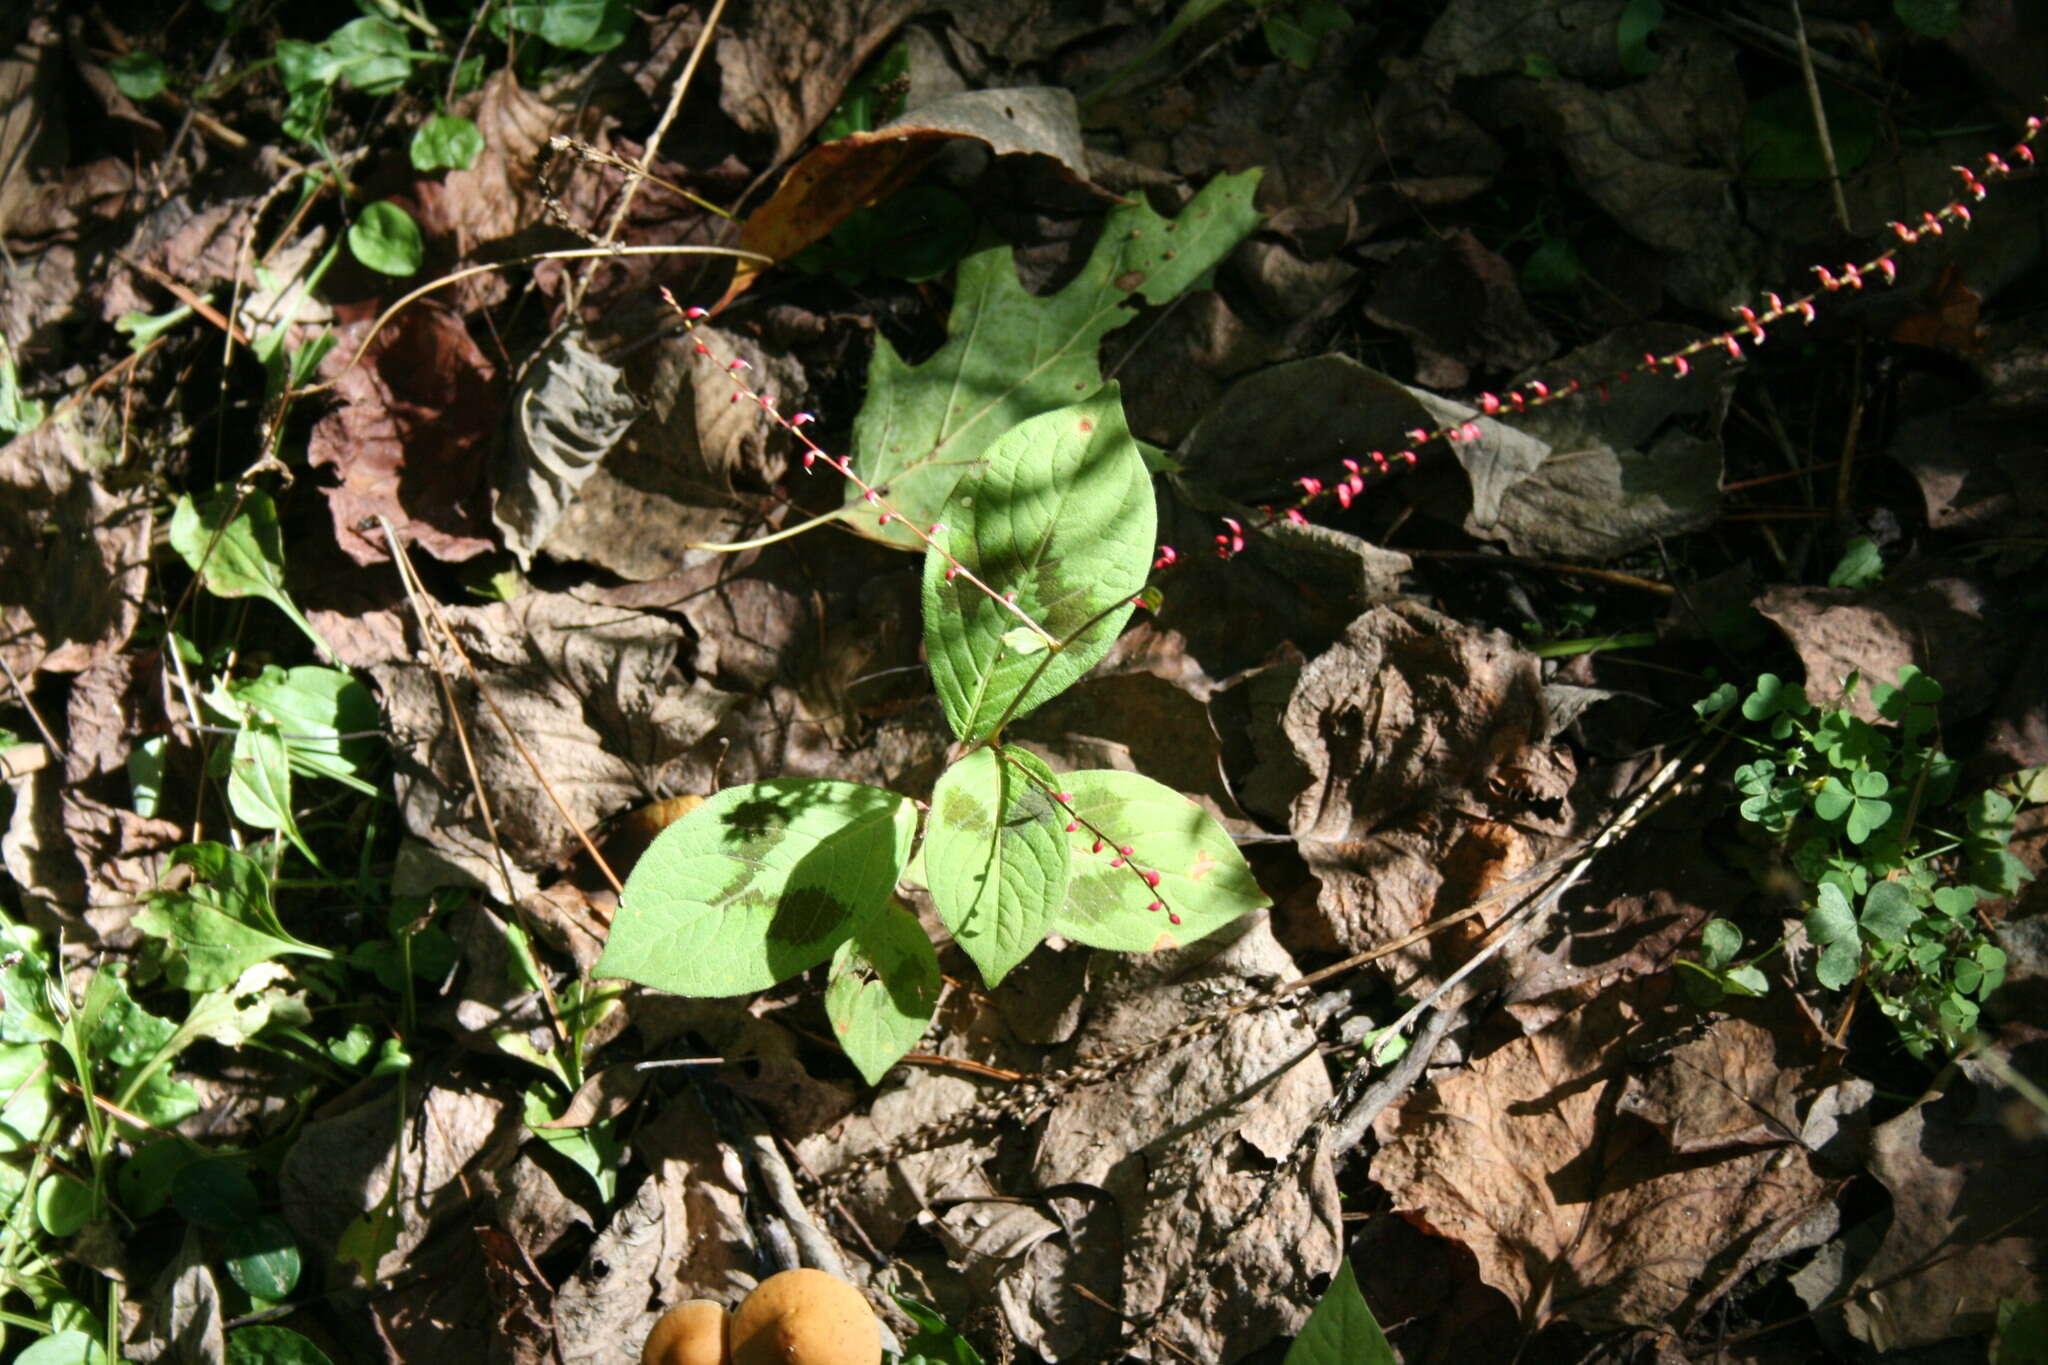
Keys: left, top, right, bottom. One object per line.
{"left": 1876, "top": 258, "right": 1897, "bottom": 284}
{"left": 1479, "top": 392, "right": 1501, "bottom": 414}
{"left": 1109, "top": 857, "right": 1125, "bottom": 867}
{"left": 1168, "top": 912, "right": 1182, "bottom": 925}
{"left": 1066, "top": 821, "right": 1079, "bottom": 832}
{"left": 1144, "top": 870, "right": 1160, "bottom": 887}
{"left": 1672, "top": 355, "right": 1690, "bottom": 376}
{"left": 1118, "top": 845, "right": 1133, "bottom": 856}
{"left": 684, "top": 305, "right": 709, "bottom": 319}
{"left": 792, "top": 411, "right": 816, "bottom": 426}
{"left": 1091, "top": 840, "right": 1103, "bottom": 853}
{"left": 1147, "top": 900, "right": 1163, "bottom": 912}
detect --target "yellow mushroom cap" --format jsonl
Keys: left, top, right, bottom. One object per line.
{"left": 729, "top": 1269, "right": 881, "bottom": 1365}
{"left": 642, "top": 1298, "right": 731, "bottom": 1365}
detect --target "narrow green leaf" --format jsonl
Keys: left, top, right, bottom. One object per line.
{"left": 348, "top": 201, "right": 424, "bottom": 276}
{"left": 1051, "top": 770, "right": 1264, "bottom": 952}
{"left": 848, "top": 170, "right": 1262, "bottom": 547}
{"left": 597, "top": 779, "right": 917, "bottom": 996}
{"left": 168, "top": 487, "right": 335, "bottom": 660}
{"left": 923, "top": 394, "right": 1154, "bottom": 741}
{"left": 924, "top": 747, "right": 1068, "bottom": 985}
{"left": 825, "top": 902, "right": 942, "bottom": 1085}
{"left": 1285, "top": 1260, "right": 1395, "bottom": 1365}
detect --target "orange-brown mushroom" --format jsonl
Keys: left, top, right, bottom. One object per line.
{"left": 728, "top": 1269, "right": 880, "bottom": 1365}
{"left": 641, "top": 1298, "right": 731, "bottom": 1365}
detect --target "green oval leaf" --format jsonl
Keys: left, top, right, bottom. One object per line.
{"left": 923, "top": 393, "right": 1154, "bottom": 742}
{"left": 348, "top": 201, "right": 424, "bottom": 276}
{"left": 226, "top": 1213, "right": 302, "bottom": 1300}
{"left": 1051, "top": 770, "right": 1264, "bottom": 952}
{"left": 34, "top": 1172, "right": 92, "bottom": 1238}
{"left": 109, "top": 51, "right": 168, "bottom": 100}
{"left": 825, "top": 902, "right": 942, "bottom": 1085}
{"left": 169, "top": 487, "right": 335, "bottom": 660}
{"left": 597, "top": 780, "right": 917, "bottom": 996}
{"left": 410, "top": 114, "right": 484, "bottom": 172}
{"left": 924, "top": 747, "right": 1068, "bottom": 986}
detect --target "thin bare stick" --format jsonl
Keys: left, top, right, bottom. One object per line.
{"left": 299, "top": 244, "right": 768, "bottom": 399}
{"left": 565, "top": 0, "right": 731, "bottom": 314}
{"left": 376, "top": 520, "right": 626, "bottom": 899}
{"left": 1790, "top": 0, "right": 1853, "bottom": 233}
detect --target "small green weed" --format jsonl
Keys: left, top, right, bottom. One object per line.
{"left": 1690, "top": 668, "right": 2033, "bottom": 1056}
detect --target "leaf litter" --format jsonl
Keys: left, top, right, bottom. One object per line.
{"left": 4, "top": 2, "right": 2047, "bottom": 1363}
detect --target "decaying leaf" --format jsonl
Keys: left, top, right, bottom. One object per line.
{"left": 308, "top": 302, "right": 500, "bottom": 565}
{"left": 1371, "top": 988, "right": 1835, "bottom": 1333}
{"left": 1839, "top": 1050, "right": 2048, "bottom": 1351}
{"left": 493, "top": 331, "right": 640, "bottom": 569}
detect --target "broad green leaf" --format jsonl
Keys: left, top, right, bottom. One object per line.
{"left": 169, "top": 487, "right": 334, "bottom": 660}
{"left": 847, "top": 170, "right": 1261, "bottom": 547}
{"left": 16, "top": 1332, "right": 108, "bottom": 1365}
{"left": 493, "top": 0, "right": 632, "bottom": 51}
{"left": 349, "top": 201, "right": 424, "bottom": 276}
{"left": 109, "top": 51, "right": 168, "bottom": 100}
{"left": 136, "top": 842, "right": 333, "bottom": 992}
{"left": 825, "top": 902, "right": 942, "bottom": 1085}
{"left": 338, "top": 1200, "right": 401, "bottom": 1283}
{"left": 597, "top": 779, "right": 917, "bottom": 996}
{"left": 924, "top": 747, "right": 1067, "bottom": 985}
{"left": 223, "top": 664, "right": 381, "bottom": 793}
{"left": 1815, "top": 936, "right": 1862, "bottom": 991}
{"left": 1723, "top": 964, "right": 1769, "bottom": 997}
{"left": 1285, "top": 1260, "right": 1394, "bottom": 1365}
{"left": 1699, "top": 917, "right": 1742, "bottom": 970}
{"left": 923, "top": 394, "right": 1154, "bottom": 741}
{"left": 1828, "top": 535, "right": 1884, "bottom": 588}
{"left": 409, "top": 114, "right": 484, "bottom": 172}
{"left": 117, "top": 1138, "right": 205, "bottom": 1217}
{"left": 228, "top": 1326, "right": 335, "bottom": 1365}
{"left": 1806, "top": 883, "right": 1856, "bottom": 947}
{"left": 325, "top": 17, "right": 416, "bottom": 95}
{"left": 172, "top": 1159, "right": 260, "bottom": 1229}
{"left": 1051, "top": 770, "right": 1264, "bottom": 952}
{"left": 1859, "top": 881, "right": 1921, "bottom": 943}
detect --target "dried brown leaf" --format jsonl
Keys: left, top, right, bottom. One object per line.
{"left": 1372, "top": 990, "right": 1835, "bottom": 1333}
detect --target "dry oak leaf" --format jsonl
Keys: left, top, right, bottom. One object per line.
{"left": 1372, "top": 990, "right": 1833, "bottom": 1333}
